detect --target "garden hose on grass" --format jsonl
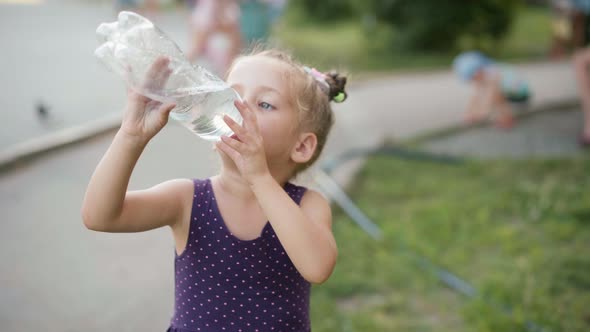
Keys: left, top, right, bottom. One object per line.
{"left": 313, "top": 146, "right": 544, "bottom": 332}
{"left": 320, "top": 146, "right": 463, "bottom": 175}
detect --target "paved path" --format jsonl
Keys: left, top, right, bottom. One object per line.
{"left": 421, "top": 108, "right": 587, "bottom": 159}
{"left": 0, "top": 0, "right": 191, "bottom": 151}
{"left": 1, "top": 123, "right": 218, "bottom": 331}
{"left": 0, "top": 1, "right": 581, "bottom": 331}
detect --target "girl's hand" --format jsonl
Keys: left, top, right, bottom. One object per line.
{"left": 216, "top": 101, "right": 271, "bottom": 185}
{"left": 120, "top": 56, "right": 176, "bottom": 143}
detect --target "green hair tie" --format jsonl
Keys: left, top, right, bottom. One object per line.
{"left": 333, "top": 92, "right": 346, "bottom": 103}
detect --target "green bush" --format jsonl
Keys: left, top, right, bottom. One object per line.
{"left": 294, "top": 0, "right": 355, "bottom": 22}
{"left": 293, "top": 0, "right": 522, "bottom": 51}
{"left": 367, "top": 0, "right": 522, "bottom": 52}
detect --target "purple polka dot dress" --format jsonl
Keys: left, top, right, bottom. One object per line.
{"left": 167, "top": 178, "right": 311, "bottom": 332}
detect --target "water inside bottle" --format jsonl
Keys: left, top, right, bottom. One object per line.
{"left": 169, "top": 86, "right": 242, "bottom": 141}
{"left": 95, "top": 11, "right": 243, "bottom": 141}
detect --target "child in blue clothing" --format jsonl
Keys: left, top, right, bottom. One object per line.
{"left": 453, "top": 51, "right": 531, "bottom": 129}
{"left": 81, "top": 49, "right": 347, "bottom": 331}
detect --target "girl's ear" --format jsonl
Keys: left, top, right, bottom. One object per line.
{"left": 291, "top": 132, "right": 317, "bottom": 164}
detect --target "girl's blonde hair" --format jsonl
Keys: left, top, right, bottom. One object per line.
{"left": 228, "top": 48, "right": 348, "bottom": 174}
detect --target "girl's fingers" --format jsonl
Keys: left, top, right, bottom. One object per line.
{"left": 145, "top": 56, "right": 170, "bottom": 82}
{"left": 153, "top": 67, "right": 173, "bottom": 90}
{"left": 234, "top": 100, "right": 259, "bottom": 132}
{"left": 220, "top": 135, "right": 246, "bottom": 153}
{"left": 143, "top": 56, "right": 171, "bottom": 92}
{"left": 159, "top": 102, "right": 177, "bottom": 120}
{"left": 234, "top": 101, "right": 260, "bottom": 136}
{"left": 223, "top": 114, "right": 246, "bottom": 139}
{"left": 234, "top": 100, "right": 249, "bottom": 118}
{"left": 216, "top": 139, "right": 241, "bottom": 162}
{"left": 126, "top": 66, "right": 150, "bottom": 105}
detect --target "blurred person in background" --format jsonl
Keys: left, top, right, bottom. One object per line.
{"left": 565, "top": 1, "right": 590, "bottom": 146}
{"left": 453, "top": 51, "right": 531, "bottom": 129}
{"left": 550, "top": 0, "right": 590, "bottom": 58}
{"left": 186, "top": 0, "right": 242, "bottom": 75}
{"left": 571, "top": 0, "right": 590, "bottom": 48}
{"left": 114, "top": 0, "right": 160, "bottom": 17}
{"left": 114, "top": 0, "right": 138, "bottom": 12}
{"left": 239, "top": 0, "right": 278, "bottom": 47}
{"left": 186, "top": 0, "right": 287, "bottom": 75}
{"left": 551, "top": 0, "right": 574, "bottom": 58}
{"left": 266, "top": 0, "right": 287, "bottom": 23}
{"left": 573, "top": 46, "right": 590, "bottom": 146}
{"left": 143, "top": 0, "right": 160, "bottom": 17}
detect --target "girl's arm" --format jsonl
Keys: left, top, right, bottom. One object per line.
{"left": 216, "top": 101, "right": 337, "bottom": 284}
{"left": 81, "top": 131, "right": 191, "bottom": 233}
{"left": 250, "top": 176, "right": 337, "bottom": 284}
{"left": 81, "top": 57, "right": 190, "bottom": 233}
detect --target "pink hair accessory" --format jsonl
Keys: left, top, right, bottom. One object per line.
{"left": 303, "top": 66, "right": 330, "bottom": 92}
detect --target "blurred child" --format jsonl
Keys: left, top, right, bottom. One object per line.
{"left": 453, "top": 51, "right": 531, "bottom": 129}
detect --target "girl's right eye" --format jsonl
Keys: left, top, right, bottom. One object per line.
{"left": 258, "top": 101, "right": 275, "bottom": 111}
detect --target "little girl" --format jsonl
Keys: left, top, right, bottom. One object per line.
{"left": 81, "top": 49, "right": 347, "bottom": 331}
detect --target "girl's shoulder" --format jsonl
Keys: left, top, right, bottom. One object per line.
{"left": 141, "top": 178, "right": 195, "bottom": 199}
{"left": 158, "top": 178, "right": 196, "bottom": 207}
{"left": 283, "top": 180, "right": 326, "bottom": 206}
{"left": 299, "top": 188, "right": 333, "bottom": 227}
{"left": 184, "top": 177, "right": 216, "bottom": 197}
{"left": 299, "top": 188, "right": 329, "bottom": 207}
{"left": 163, "top": 178, "right": 196, "bottom": 191}
{"left": 167, "top": 178, "right": 203, "bottom": 234}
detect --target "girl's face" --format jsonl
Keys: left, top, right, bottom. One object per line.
{"left": 225, "top": 56, "right": 302, "bottom": 169}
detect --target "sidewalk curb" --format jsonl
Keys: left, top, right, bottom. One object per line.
{"left": 0, "top": 113, "right": 121, "bottom": 173}
{"left": 0, "top": 98, "right": 581, "bottom": 174}
{"left": 404, "top": 98, "right": 581, "bottom": 146}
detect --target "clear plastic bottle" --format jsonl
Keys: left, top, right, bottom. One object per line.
{"left": 94, "top": 11, "right": 242, "bottom": 141}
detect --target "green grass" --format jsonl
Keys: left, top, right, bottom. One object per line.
{"left": 490, "top": 6, "right": 554, "bottom": 61}
{"left": 272, "top": 6, "right": 553, "bottom": 74}
{"left": 310, "top": 156, "right": 590, "bottom": 332}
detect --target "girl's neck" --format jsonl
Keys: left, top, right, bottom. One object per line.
{"left": 215, "top": 164, "right": 292, "bottom": 200}
{"left": 215, "top": 170, "right": 256, "bottom": 200}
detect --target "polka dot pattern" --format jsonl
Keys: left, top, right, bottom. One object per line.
{"left": 168, "top": 178, "right": 311, "bottom": 332}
